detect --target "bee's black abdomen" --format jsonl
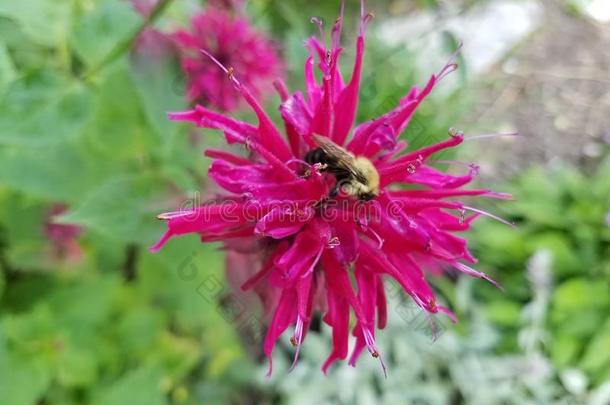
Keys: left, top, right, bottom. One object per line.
{"left": 304, "top": 148, "right": 328, "bottom": 165}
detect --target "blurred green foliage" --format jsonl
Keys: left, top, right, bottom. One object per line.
{"left": 471, "top": 160, "right": 610, "bottom": 388}
{"left": 0, "top": 0, "right": 257, "bottom": 403}
{"left": 0, "top": 0, "right": 608, "bottom": 404}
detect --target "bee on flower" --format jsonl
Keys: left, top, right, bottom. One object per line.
{"left": 152, "top": 0, "right": 509, "bottom": 376}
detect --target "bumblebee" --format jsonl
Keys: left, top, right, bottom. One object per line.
{"left": 304, "top": 135, "right": 380, "bottom": 201}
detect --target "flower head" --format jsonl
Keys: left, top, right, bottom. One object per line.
{"left": 45, "top": 204, "right": 83, "bottom": 263}
{"left": 129, "top": 0, "right": 176, "bottom": 61}
{"left": 172, "top": 7, "right": 282, "bottom": 111}
{"left": 152, "top": 1, "right": 508, "bottom": 375}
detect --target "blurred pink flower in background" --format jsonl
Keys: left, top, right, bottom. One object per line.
{"left": 133, "top": 28, "right": 176, "bottom": 61}
{"left": 172, "top": 7, "right": 283, "bottom": 111}
{"left": 45, "top": 204, "right": 83, "bottom": 263}
{"left": 152, "top": 1, "right": 508, "bottom": 375}
{"left": 208, "top": 0, "right": 245, "bottom": 11}
{"left": 130, "top": 0, "right": 157, "bottom": 16}
{"left": 129, "top": 0, "right": 176, "bottom": 60}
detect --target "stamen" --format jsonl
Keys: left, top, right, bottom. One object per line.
{"left": 327, "top": 236, "right": 341, "bottom": 248}
{"left": 331, "top": 0, "right": 345, "bottom": 49}
{"left": 458, "top": 208, "right": 466, "bottom": 225}
{"left": 289, "top": 316, "right": 305, "bottom": 372}
{"left": 464, "top": 132, "right": 521, "bottom": 141}
{"left": 462, "top": 205, "right": 516, "bottom": 228}
{"left": 310, "top": 17, "right": 325, "bottom": 41}
{"left": 359, "top": 0, "right": 375, "bottom": 35}
{"left": 285, "top": 158, "right": 311, "bottom": 168}
{"left": 313, "top": 162, "right": 328, "bottom": 171}
{"left": 423, "top": 312, "right": 441, "bottom": 341}
{"left": 448, "top": 127, "right": 464, "bottom": 138}
{"left": 454, "top": 262, "right": 504, "bottom": 291}
{"left": 406, "top": 155, "right": 424, "bottom": 174}
{"left": 436, "top": 42, "right": 463, "bottom": 81}
{"left": 361, "top": 223, "right": 384, "bottom": 249}
{"left": 361, "top": 12, "right": 375, "bottom": 35}
{"left": 301, "top": 247, "right": 324, "bottom": 278}
{"left": 437, "top": 63, "right": 459, "bottom": 82}
{"left": 200, "top": 49, "right": 241, "bottom": 88}
{"left": 363, "top": 327, "right": 387, "bottom": 378}
{"left": 156, "top": 211, "right": 193, "bottom": 221}
{"left": 244, "top": 136, "right": 252, "bottom": 152}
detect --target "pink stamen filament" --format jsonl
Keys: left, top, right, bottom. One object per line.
{"left": 465, "top": 132, "right": 521, "bottom": 141}
{"left": 289, "top": 316, "right": 305, "bottom": 371}
{"left": 436, "top": 43, "right": 463, "bottom": 81}
{"left": 301, "top": 246, "right": 324, "bottom": 278}
{"left": 462, "top": 205, "right": 516, "bottom": 228}
{"left": 363, "top": 328, "right": 387, "bottom": 378}
{"left": 310, "top": 17, "right": 325, "bottom": 41}
{"left": 453, "top": 262, "right": 504, "bottom": 291}
{"left": 200, "top": 49, "right": 241, "bottom": 88}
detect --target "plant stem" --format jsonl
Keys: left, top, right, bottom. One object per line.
{"left": 122, "top": 244, "right": 140, "bottom": 282}
{"left": 81, "top": 0, "right": 175, "bottom": 81}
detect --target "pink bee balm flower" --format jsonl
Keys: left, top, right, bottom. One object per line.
{"left": 45, "top": 204, "right": 83, "bottom": 263}
{"left": 152, "top": 1, "right": 509, "bottom": 375}
{"left": 130, "top": 0, "right": 157, "bottom": 16}
{"left": 172, "top": 7, "right": 282, "bottom": 111}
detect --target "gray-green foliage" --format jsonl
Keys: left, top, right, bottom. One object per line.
{"left": 471, "top": 159, "right": 610, "bottom": 388}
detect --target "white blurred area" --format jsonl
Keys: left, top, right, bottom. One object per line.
{"left": 377, "top": 0, "right": 543, "bottom": 78}
{"left": 586, "top": 0, "right": 610, "bottom": 22}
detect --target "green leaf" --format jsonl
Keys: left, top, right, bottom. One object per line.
{"left": 0, "top": 44, "right": 16, "bottom": 94}
{"left": 553, "top": 279, "right": 610, "bottom": 313}
{"left": 114, "top": 306, "right": 165, "bottom": 358}
{"left": 46, "top": 274, "right": 118, "bottom": 331}
{"left": 84, "top": 62, "right": 160, "bottom": 162}
{"left": 529, "top": 233, "right": 580, "bottom": 276}
{"left": 485, "top": 299, "right": 521, "bottom": 327}
{"left": 0, "top": 70, "right": 93, "bottom": 146}
{"left": 0, "top": 194, "right": 49, "bottom": 270}
{"left": 91, "top": 367, "right": 167, "bottom": 405}
{"left": 56, "top": 347, "right": 98, "bottom": 388}
{"left": 551, "top": 334, "right": 580, "bottom": 368}
{"left": 71, "top": 0, "right": 141, "bottom": 67}
{"left": 580, "top": 324, "right": 610, "bottom": 380}
{"left": 0, "top": 334, "right": 51, "bottom": 405}
{"left": 144, "top": 332, "right": 201, "bottom": 383}
{"left": 57, "top": 174, "right": 167, "bottom": 244}
{"left": 0, "top": 139, "right": 118, "bottom": 201}
{"left": 129, "top": 45, "right": 184, "bottom": 151}
{"left": 0, "top": 0, "right": 72, "bottom": 47}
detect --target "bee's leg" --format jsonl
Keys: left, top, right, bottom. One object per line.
{"left": 329, "top": 185, "right": 340, "bottom": 198}
{"left": 330, "top": 180, "right": 350, "bottom": 198}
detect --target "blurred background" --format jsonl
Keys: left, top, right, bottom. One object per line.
{"left": 0, "top": 0, "right": 608, "bottom": 404}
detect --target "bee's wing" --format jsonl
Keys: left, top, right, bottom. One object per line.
{"left": 312, "top": 135, "right": 367, "bottom": 183}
